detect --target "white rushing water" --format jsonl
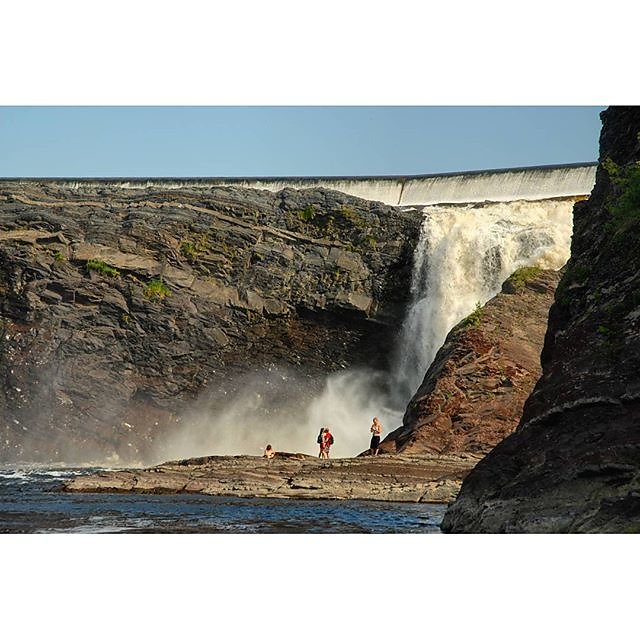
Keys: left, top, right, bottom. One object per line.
{"left": 153, "top": 197, "right": 576, "bottom": 461}
{"left": 390, "top": 199, "right": 574, "bottom": 404}
{"left": 399, "top": 164, "right": 596, "bottom": 205}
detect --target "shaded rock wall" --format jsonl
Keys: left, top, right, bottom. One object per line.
{"left": 442, "top": 107, "right": 640, "bottom": 533}
{"left": 380, "top": 269, "right": 560, "bottom": 456}
{"left": 0, "top": 183, "right": 419, "bottom": 463}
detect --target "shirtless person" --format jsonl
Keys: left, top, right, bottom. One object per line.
{"left": 264, "top": 444, "right": 275, "bottom": 459}
{"left": 369, "top": 417, "right": 382, "bottom": 456}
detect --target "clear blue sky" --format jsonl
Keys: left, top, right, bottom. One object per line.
{"left": 0, "top": 106, "right": 604, "bottom": 177}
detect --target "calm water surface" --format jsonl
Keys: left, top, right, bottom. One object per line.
{"left": 0, "top": 466, "right": 445, "bottom": 533}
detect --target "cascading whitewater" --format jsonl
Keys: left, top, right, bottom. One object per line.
{"left": 155, "top": 197, "right": 576, "bottom": 461}
{"left": 390, "top": 198, "right": 575, "bottom": 405}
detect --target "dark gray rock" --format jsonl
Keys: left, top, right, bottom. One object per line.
{"left": 0, "top": 183, "right": 419, "bottom": 463}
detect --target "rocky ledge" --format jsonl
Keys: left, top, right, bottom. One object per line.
{"left": 61, "top": 453, "right": 482, "bottom": 503}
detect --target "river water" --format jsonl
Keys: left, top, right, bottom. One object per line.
{"left": 0, "top": 466, "right": 445, "bottom": 533}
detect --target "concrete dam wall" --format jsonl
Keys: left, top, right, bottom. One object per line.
{"left": 3, "top": 162, "right": 597, "bottom": 206}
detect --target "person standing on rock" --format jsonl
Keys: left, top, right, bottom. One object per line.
{"left": 264, "top": 444, "right": 275, "bottom": 459}
{"left": 369, "top": 417, "right": 382, "bottom": 456}
{"left": 317, "top": 427, "right": 326, "bottom": 458}
{"left": 321, "top": 427, "right": 334, "bottom": 459}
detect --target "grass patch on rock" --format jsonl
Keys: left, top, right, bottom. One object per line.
{"left": 143, "top": 279, "right": 171, "bottom": 301}
{"left": 180, "top": 241, "right": 199, "bottom": 261}
{"left": 459, "top": 302, "right": 484, "bottom": 329}
{"left": 180, "top": 234, "right": 209, "bottom": 263}
{"left": 504, "top": 266, "right": 542, "bottom": 291}
{"left": 295, "top": 204, "right": 373, "bottom": 249}
{"left": 339, "top": 206, "right": 367, "bottom": 230}
{"left": 87, "top": 259, "right": 120, "bottom": 278}
{"left": 297, "top": 205, "right": 316, "bottom": 222}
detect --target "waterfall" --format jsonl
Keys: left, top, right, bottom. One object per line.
{"left": 390, "top": 198, "right": 575, "bottom": 405}
{"left": 154, "top": 197, "right": 576, "bottom": 462}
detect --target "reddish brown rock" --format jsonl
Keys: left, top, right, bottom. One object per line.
{"left": 381, "top": 268, "right": 561, "bottom": 455}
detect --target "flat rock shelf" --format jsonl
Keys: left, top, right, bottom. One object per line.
{"left": 61, "top": 453, "right": 483, "bottom": 503}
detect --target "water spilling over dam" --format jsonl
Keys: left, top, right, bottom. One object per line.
{"left": 390, "top": 199, "right": 575, "bottom": 407}
{"left": 5, "top": 162, "right": 597, "bottom": 207}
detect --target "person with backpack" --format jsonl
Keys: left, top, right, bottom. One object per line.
{"left": 321, "top": 426, "right": 334, "bottom": 459}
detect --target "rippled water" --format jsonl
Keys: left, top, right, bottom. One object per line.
{"left": 0, "top": 466, "right": 445, "bottom": 533}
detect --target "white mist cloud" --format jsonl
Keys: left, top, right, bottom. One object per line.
{"left": 150, "top": 366, "right": 403, "bottom": 462}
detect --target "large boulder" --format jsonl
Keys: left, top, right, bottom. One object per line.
{"left": 381, "top": 268, "right": 560, "bottom": 456}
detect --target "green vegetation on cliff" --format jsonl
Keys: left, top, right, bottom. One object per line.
{"left": 87, "top": 259, "right": 120, "bottom": 278}
{"left": 143, "top": 279, "right": 171, "bottom": 301}
{"left": 295, "top": 204, "right": 374, "bottom": 250}
{"left": 459, "top": 302, "right": 484, "bottom": 329}
{"left": 297, "top": 205, "right": 316, "bottom": 222}
{"left": 505, "top": 266, "right": 542, "bottom": 290}
{"left": 603, "top": 158, "right": 640, "bottom": 230}
{"left": 180, "top": 234, "right": 210, "bottom": 263}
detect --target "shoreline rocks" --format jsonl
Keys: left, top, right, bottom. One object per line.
{"left": 61, "top": 452, "right": 483, "bottom": 504}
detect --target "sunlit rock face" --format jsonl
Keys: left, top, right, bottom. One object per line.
{"left": 382, "top": 268, "right": 561, "bottom": 457}
{"left": 443, "top": 107, "right": 640, "bottom": 533}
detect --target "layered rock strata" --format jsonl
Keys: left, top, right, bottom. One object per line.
{"left": 0, "top": 183, "right": 419, "bottom": 463}
{"left": 442, "top": 107, "right": 640, "bottom": 533}
{"left": 380, "top": 269, "right": 560, "bottom": 456}
{"left": 61, "top": 453, "right": 482, "bottom": 504}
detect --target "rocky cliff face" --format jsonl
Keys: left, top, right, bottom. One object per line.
{"left": 380, "top": 268, "right": 560, "bottom": 456}
{"left": 442, "top": 107, "right": 640, "bottom": 533}
{"left": 0, "top": 183, "right": 419, "bottom": 463}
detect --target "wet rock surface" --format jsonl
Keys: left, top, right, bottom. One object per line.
{"left": 0, "top": 183, "right": 419, "bottom": 463}
{"left": 61, "top": 452, "right": 482, "bottom": 504}
{"left": 381, "top": 269, "right": 560, "bottom": 456}
{"left": 443, "top": 107, "right": 640, "bottom": 533}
